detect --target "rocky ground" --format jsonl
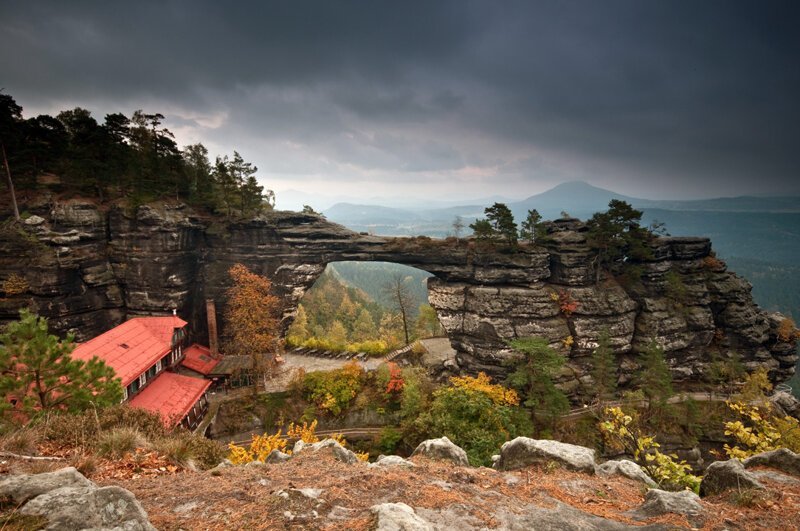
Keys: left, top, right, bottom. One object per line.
{"left": 3, "top": 438, "right": 800, "bottom": 530}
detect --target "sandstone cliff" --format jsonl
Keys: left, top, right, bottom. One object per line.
{"left": 0, "top": 199, "right": 796, "bottom": 399}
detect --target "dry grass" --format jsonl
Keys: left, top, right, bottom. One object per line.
{"left": 96, "top": 427, "right": 149, "bottom": 458}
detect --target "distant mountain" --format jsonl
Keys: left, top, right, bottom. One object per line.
{"left": 508, "top": 181, "right": 637, "bottom": 221}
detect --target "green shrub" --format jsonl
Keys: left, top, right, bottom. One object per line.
{"left": 302, "top": 362, "right": 364, "bottom": 416}
{"left": 416, "top": 374, "right": 532, "bottom": 466}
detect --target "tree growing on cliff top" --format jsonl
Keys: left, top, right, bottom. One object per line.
{"left": 469, "top": 203, "right": 518, "bottom": 246}
{"left": 225, "top": 264, "right": 282, "bottom": 391}
{"left": 518, "top": 208, "right": 542, "bottom": 243}
{"left": 586, "top": 200, "right": 651, "bottom": 283}
{"left": 0, "top": 310, "right": 122, "bottom": 422}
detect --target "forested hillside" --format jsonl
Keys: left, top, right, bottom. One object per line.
{"left": 0, "top": 93, "right": 271, "bottom": 219}
{"left": 286, "top": 265, "right": 442, "bottom": 355}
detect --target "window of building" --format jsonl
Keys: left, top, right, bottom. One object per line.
{"left": 161, "top": 353, "right": 171, "bottom": 369}
{"left": 146, "top": 364, "right": 157, "bottom": 380}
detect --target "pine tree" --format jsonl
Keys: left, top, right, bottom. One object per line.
{"left": 519, "top": 209, "right": 542, "bottom": 243}
{"left": 506, "top": 337, "right": 569, "bottom": 434}
{"left": 591, "top": 329, "right": 617, "bottom": 402}
{"left": 352, "top": 308, "right": 378, "bottom": 342}
{"left": 485, "top": 202, "right": 518, "bottom": 246}
{"left": 636, "top": 339, "right": 674, "bottom": 411}
{"left": 0, "top": 310, "right": 122, "bottom": 419}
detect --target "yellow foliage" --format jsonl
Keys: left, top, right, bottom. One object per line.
{"left": 723, "top": 400, "right": 800, "bottom": 458}
{"left": 449, "top": 372, "right": 519, "bottom": 406}
{"left": 225, "top": 264, "right": 281, "bottom": 358}
{"left": 2, "top": 273, "right": 29, "bottom": 296}
{"left": 562, "top": 335, "right": 574, "bottom": 349}
{"left": 287, "top": 420, "right": 320, "bottom": 443}
{"left": 227, "top": 429, "right": 290, "bottom": 464}
{"left": 355, "top": 451, "right": 369, "bottom": 462}
{"left": 600, "top": 407, "right": 700, "bottom": 492}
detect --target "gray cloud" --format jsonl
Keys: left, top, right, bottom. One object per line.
{"left": 1, "top": 0, "right": 798, "bottom": 201}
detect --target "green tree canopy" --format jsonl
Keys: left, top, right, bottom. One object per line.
{"left": 590, "top": 329, "right": 617, "bottom": 402}
{"left": 506, "top": 337, "right": 570, "bottom": 434}
{"left": 519, "top": 208, "right": 542, "bottom": 243}
{"left": 0, "top": 310, "right": 122, "bottom": 422}
{"left": 586, "top": 199, "right": 652, "bottom": 283}
{"left": 636, "top": 339, "right": 674, "bottom": 411}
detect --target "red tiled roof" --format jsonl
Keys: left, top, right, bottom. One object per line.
{"left": 128, "top": 372, "right": 211, "bottom": 427}
{"left": 71, "top": 316, "right": 187, "bottom": 386}
{"left": 181, "top": 344, "right": 220, "bottom": 376}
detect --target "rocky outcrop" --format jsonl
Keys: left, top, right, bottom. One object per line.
{"left": 627, "top": 489, "right": 704, "bottom": 526}
{"left": 743, "top": 448, "right": 800, "bottom": 477}
{"left": 700, "top": 459, "right": 764, "bottom": 496}
{"left": 293, "top": 438, "right": 359, "bottom": 464}
{"left": 597, "top": 460, "right": 657, "bottom": 487}
{"left": 1, "top": 200, "right": 795, "bottom": 396}
{"left": 0, "top": 466, "right": 155, "bottom": 530}
{"left": 493, "top": 437, "right": 597, "bottom": 473}
{"left": 411, "top": 436, "right": 470, "bottom": 466}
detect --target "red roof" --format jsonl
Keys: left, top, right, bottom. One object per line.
{"left": 71, "top": 316, "right": 187, "bottom": 386}
{"left": 181, "top": 344, "right": 220, "bottom": 375}
{"left": 128, "top": 372, "right": 211, "bottom": 427}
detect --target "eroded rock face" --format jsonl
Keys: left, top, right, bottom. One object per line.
{"left": 1, "top": 202, "right": 795, "bottom": 397}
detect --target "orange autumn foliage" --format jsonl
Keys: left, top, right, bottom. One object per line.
{"left": 224, "top": 264, "right": 282, "bottom": 359}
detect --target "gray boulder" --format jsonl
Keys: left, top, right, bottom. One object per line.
{"left": 411, "top": 437, "right": 469, "bottom": 467}
{"left": 371, "top": 502, "right": 433, "bottom": 531}
{"left": 369, "top": 455, "right": 416, "bottom": 468}
{"left": 597, "top": 460, "right": 657, "bottom": 487}
{"left": 265, "top": 449, "right": 292, "bottom": 463}
{"left": 628, "top": 489, "right": 703, "bottom": 525}
{"left": 743, "top": 448, "right": 800, "bottom": 477}
{"left": 293, "top": 438, "right": 359, "bottom": 465}
{"left": 494, "top": 437, "right": 596, "bottom": 474}
{"left": 20, "top": 485, "right": 155, "bottom": 531}
{"left": 700, "top": 459, "right": 764, "bottom": 496}
{"left": 0, "top": 467, "right": 92, "bottom": 504}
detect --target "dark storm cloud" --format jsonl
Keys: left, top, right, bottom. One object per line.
{"left": 1, "top": 0, "right": 798, "bottom": 199}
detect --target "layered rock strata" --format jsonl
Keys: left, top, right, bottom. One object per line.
{"left": 0, "top": 201, "right": 795, "bottom": 399}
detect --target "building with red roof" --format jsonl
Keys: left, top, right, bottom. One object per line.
{"left": 71, "top": 314, "right": 214, "bottom": 428}
{"left": 181, "top": 344, "right": 220, "bottom": 376}
{"left": 128, "top": 372, "right": 212, "bottom": 430}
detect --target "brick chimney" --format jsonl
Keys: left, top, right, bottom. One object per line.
{"left": 206, "top": 299, "right": 220, "bottom": 358}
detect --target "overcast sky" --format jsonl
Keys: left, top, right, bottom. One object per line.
{"left": 2, "top": 0, "right": 798, "bottom": 208}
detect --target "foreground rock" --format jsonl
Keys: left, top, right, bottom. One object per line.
{"left": 369, "top": 455, "right": 416, "bottom": 468}
{"left": 371, "top": 503, "right": 433, "bottom": 531}
{"left": 628, "top": 489, "right": 704, "bottom": 527}
{"left": 0, "top": 467, "right": 155, "bottom": 530}
{"left": 411, "top": 437, "right": 470, "bottom": 466}
{"left": 700, "top": 459, "right": 764, "bottom": 496}
{"left": 494, "top": 437, "right": 596, "bottom": 473}
{"left": 293, "top": 438, "right": 359, "bottom": 464}
{"left": 597, "top": 460, "right": 657, "bottom": 487}
{"left": 743, "top": 448, "right": 800, "bottom": 477}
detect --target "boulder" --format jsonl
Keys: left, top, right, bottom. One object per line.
{"left": 628, "top": 489, "right": 704, "bottom": 525}
{"left": 597, "top": 460, "right": 657, "bottom": 487}
{"left": 369, "top": 455, "right": 416, "bottom": 468}
{"left": 700, "top": 459, "right": 764, "bottom": 497}
{"left": 20, "top": 484, "right": 155, "bottom": 531}
{"left": 370, "top": 502, "right": 433, "bottom": 531}
{"left": 411, "top": 437, "right": 470, "bottom": 466}
{"left": 0, "top": 467, "right": 92, "bottom": 504}
{"left": 293, "top": 438, "right": 360, "bottom": 465}
{"left": 493, "top": 437, "right": 596, "bottom": 474}
{"left": 743, "top": 448, "right": 800, "bottom": 477}
{"left": 266, "top": 449, "right": 293, "bottom": 463}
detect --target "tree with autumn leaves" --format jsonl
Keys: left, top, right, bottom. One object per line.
{"left": 224, "top": 264, "right": 283, "bottom": 391}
